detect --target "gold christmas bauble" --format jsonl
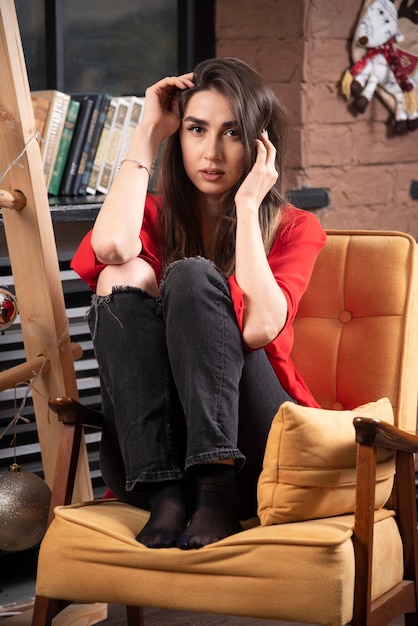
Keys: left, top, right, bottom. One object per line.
{"left": 0, "top": 463, "right": 51, "bottom": 551}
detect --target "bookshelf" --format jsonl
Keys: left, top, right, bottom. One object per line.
{"left": 48, "top": 195, "right": 104, "bottom": 223}
{"left": 46, "top": 189, "right": 330, "bottom": 226}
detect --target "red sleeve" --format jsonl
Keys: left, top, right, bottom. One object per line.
{"left": 228, "top": 206, "right": 326, "bottom": 346}
{"left": 70, "top": 194, "right": 162, "bottom": 292}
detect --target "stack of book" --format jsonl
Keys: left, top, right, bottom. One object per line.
{"left": 31, "top": 90, "right": 145, "bottom": 197}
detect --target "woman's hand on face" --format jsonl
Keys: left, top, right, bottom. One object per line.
{"left": 142, "top": 73, "right": 195, "bottom": 140}
{"left": 235, "top": 131, "right": 278, "bottom": 213}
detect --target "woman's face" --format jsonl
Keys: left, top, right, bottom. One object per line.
{"left": 179, "top": 89, "right": 246, "bottom": 204}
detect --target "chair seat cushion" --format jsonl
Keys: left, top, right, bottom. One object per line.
{"left": 258, "top": 397, "right": 395, "bottom": 525}
{"left": 36, "top": 500, "right": 403, "bottom": 626}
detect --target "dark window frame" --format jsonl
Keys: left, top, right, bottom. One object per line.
{"left": 43, "top": 0, "right": 215, "bottom": 92}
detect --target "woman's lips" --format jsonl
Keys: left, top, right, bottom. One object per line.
{"left": 199, "top": 169, "right": 224, "bottom": 182}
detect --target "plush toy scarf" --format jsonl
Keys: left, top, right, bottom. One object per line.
{"left": 350, "top": 36, "right": 417, "bottom": 93}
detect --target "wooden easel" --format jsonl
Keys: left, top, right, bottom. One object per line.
{"left": 0, "top": 0, "right": 92, "bottom": 502}
{"left": 0, "top": 1, "right": 108, "bottom": 623}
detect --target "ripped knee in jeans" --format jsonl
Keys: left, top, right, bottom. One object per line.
{"left": 96, "top": 257, "right": 159, "bottom": 297}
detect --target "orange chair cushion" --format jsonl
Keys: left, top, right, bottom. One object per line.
{"left": 36, "top": 501, "right": 402, "bottom": 626}
{"left": 291, "top": 232, "right": 418, "bottom": 429}
{"left": 257, "top": 397, "right": 395, "bottom": 525}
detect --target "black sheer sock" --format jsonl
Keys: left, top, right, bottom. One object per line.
{"left": 177, "top": 464, "right": 243, "bottom": 550}
{"left": 136, "top": 481, "right": 188, "bottom": 549}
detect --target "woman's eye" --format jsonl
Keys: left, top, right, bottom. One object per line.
{"left": 188, "top": 125, "right": 204, "bottom": 134}
{"left": 225, "top": 128, "right": 239, "bottom": 138}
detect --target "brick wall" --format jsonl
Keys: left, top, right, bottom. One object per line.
{"left": 216, "top": 0, "right": 418, "bottom": 237}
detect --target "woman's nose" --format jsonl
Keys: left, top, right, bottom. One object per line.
{"left": 204, "top": 135, "right": 221, "bottom": 161}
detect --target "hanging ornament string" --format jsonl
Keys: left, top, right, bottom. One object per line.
{"left": 0, "top": 129, "right": 44, "bottom": 185}
{"left": 12, "top": 384, "right": 17, "bottom": 463}
{"left": 0, "top": 321, "right": 70, "bottom": 441}
{"left": 10, "top": 382, "right": 26, "bottom": 463}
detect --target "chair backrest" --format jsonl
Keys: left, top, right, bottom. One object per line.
{"left": 291, "top": 230, "right": 418, "bottom": 432}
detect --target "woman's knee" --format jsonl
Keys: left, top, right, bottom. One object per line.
{"left": 96, "top": 258, "right": 159, "bottom": 296}
{"left": 162, "top": 257, "right": 227, "bottom": 300}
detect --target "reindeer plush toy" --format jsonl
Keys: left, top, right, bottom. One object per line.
{"left": 342, "top": 0, "right": 418, "bottom": 133}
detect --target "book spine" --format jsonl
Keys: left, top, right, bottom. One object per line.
{"left": 79, "top": 94, "right": 111, "bottom": 195}
{"left": 71, "top": 94, "right": 103, "bottom": 195}
{"left": 48, "top": 99, "right": 80, "bottom": 196}
{"left": 59, "top": 97, "right": 94, "bottom": 196}
{"left": 96, "top": 98, "right": 131, "bottom": 194}
{"left": 116, "top": 96, "right": 144, "bottom": 163}
{"left": 86, "top": 98, "right": 118, "bottom": 195}
{"left": 43, "top": 93, "right": 71, "bottom": 186}
{"left": 31, "top": 95, "right": 50, "bottom": 137}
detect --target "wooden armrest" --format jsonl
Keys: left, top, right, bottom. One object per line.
{"left": 48, "top": 396, "right": 104, "bottom": 429}
{"left": 353, "top": 417, "right": 418, "bottom": 453}
{"left": 352, "top": 416, "right": 418, "bottom": 622}
{"left": 45, "top": 397, "right": 104, "bottom": 518}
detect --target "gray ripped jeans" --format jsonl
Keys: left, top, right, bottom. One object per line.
{"left": 88, "top": 257, "right": 294, "bottom": 519}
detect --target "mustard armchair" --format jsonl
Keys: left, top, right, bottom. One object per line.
{"left": 32, "top": 230, "right": 418, "bottom": 626}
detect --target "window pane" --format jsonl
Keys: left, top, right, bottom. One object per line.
{"left": 15, "top": 0, "right": 46, "bottom": 90}
{"left": 62, "top": 0, "right": 177, "bottom": 95}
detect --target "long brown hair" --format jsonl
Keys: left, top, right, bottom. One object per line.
{"left": 159, "top": 57, "right": 290, "bottom": 276}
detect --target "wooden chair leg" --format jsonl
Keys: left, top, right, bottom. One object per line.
{"left": 126, "top": 605, "right": 145, "bottom": 626}
{"left": 31, "top": 595, "right": 70, "bottom": 626}
{"left": 395, "top": 451, "right": 418, "bottom": 626}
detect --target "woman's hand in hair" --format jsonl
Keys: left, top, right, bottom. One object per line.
{"left": 142, "top": 73, "right": 195, "bottom": 141}
{"left": 234, "top": 130, "right": 278, "bottom": 215}
{"left": 234, "top": 131, "right": 286, "bottom": 349}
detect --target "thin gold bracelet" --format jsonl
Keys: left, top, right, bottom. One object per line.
{"left": 118, "top": 158, "right": 150, "bottom": 177}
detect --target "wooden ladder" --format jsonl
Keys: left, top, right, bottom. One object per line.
{"left": 0, "top": 1, "right": 106, "bottom": 624}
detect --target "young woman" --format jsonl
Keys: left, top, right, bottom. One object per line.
{"left": 71, "top": 57, "right": 326, "bottom": 550}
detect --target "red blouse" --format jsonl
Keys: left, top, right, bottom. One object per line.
{"left": 71, "top": 194, "right": 326, "bottom": 408}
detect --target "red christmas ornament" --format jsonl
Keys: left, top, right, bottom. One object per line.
{"left": 0, "top": 287, "right": 18, "bottom": 330}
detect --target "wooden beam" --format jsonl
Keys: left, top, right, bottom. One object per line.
{"left": 0, "top": 0, "right": 92, "bottom": 501}
{"left": 0, "top": 188, "right": 26, "bottom": 211}
{"left": 0, "top": 343, "right": 82, "bottom": 392}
